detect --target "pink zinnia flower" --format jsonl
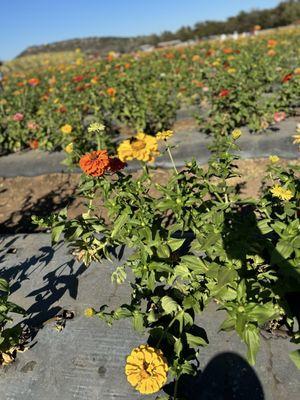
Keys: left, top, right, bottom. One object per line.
{"left": 12, "top": 113, "right": 24, "bottom": 122}
{"left": 27, "top": 121, "right": 39, "bottom": 131}
{"left": 274, "top": 111, "right": 286, "bottom": 123}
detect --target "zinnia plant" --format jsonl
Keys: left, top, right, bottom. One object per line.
{"left": 35, "top": 131, "right": 300, "bottom": 398}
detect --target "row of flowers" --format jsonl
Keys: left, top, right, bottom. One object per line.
{"left": 1, "top": 28, "right": 300, "bottom": 158}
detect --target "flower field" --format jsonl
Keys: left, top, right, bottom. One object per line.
{"left": 0, "top": 23, "right": 300, "bottom": 400}
{"left": 1, "top": 27, "right": 300, "bottom": 164}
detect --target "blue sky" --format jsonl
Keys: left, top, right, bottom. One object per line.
{"left": 0, "top": 0, "right": 280, "bottom": 60}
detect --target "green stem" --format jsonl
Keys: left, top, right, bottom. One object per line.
{"left": 173, "top": 378, "right": 179, "bottom": 400}
{"left": 87, "top": 196, "right": 94, "bottom": 217}
{"left": 167, "top": 146, "right": 178, "bottom": 174}
{"left": 96, "top": 133, "right": 102, "bottom": 150}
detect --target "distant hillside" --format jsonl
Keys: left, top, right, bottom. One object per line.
{"left": 17, "top": 36, "right": 153, "bottom": 58}
{"left": 18, "top": 0, "right": 300, "bottom": 58}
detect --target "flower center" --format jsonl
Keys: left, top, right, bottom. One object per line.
{"left": 131, "top": 140, "right": 146, "bottom": 151}
{"left": 140, "top": 362, "right": 151, "bottom": 379}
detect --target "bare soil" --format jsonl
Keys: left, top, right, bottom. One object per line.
{"left": 0, "top": 158, "right": 299, "bottom": 233}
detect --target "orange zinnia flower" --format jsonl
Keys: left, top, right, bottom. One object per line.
{"left": 267, "top": 39, "right": 277, "bottom": 48}
{"left": 28, "top": 139, "right": 39, "bottom": 149}
{"left": 28, "top": 78, "right": 40, "bottom": 87}
{"left": 79, "top": 151, "right": 125, "bottom": 177}
{"left": 107, "top": 87, "right": 116, "bottom": 97}
{"left": 79, "top": 150, "right": 110, "bottom": 177}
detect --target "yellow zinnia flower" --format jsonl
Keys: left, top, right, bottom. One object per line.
{"left": 65, "top": 143, "right": 74, "bottom": 154}
{"left": 117, "top": 132, "right": 159, "bottom": 163}
{"left": 231, "top": 128, "right": 242, "bottom": 140}
{"left": 270, "top": 184, "right": 293, "bottom": 201}
{"left": 156, "top": 130, "right": 174, "bottom": 141}
{"left": 125, "top": 345, "right": 168, "bottom": 395}
{"left": 60, "top": 124, "right": 73, "bottom": 134}
{"left": 269, "top": 155, "right": 280, "bottom": 163}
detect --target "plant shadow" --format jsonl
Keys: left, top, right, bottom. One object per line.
{"left": 164, "top": 352, "right": 264, "bottom": 400}
{"left": 0, "top": 177, "right": 78, "bottom": 234}
{"left": 0, "top": 241, "right": 85, "bottom": 340}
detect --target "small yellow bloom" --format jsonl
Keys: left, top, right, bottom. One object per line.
{"left": 84, "top": 308, "right": 96, "bottom": 318}
{"left": 231, "top": 128, "right": 242, "bottom": 140}
{"left": 65, "top": 143, "right": 74, "bottom": 154}
{"left": 269, "top": 155, "right": 280, "bottom": 163}
{"left": 60, "top": 124, "right": 73, "bottom": 134}
{"left": 270, "top": 184, "right": 293, "bottom": 201}
{"left": 125, "top": 345, "right": 168, "bottom": 395}
{"left": 227, "top": 68, "right": 236, "bottom": 74}
{"left": 156, "top": 130, "right": 174, "bottom": 141}
{"left": 88, "top": 122, "right": 105, "bottom": 133}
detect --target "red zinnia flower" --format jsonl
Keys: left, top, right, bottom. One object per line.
{"left": 109, "top": 157, "right": 126, "bottom": 172}
{"left": 282, "top": 73, "right": 293, "bottom": 83}
{"left": 72, "top": 75, "right": 84, "bottom": 83}
{"left": 219, "top": 89, "right": 230, "bottom": 98}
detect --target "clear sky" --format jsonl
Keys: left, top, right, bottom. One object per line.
{"left": 0, "top": 0, "right": 280, "bottom": 60}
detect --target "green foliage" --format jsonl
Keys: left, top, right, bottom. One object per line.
{"left": 36, "top": 132, "right": 300, "bottom": 395}
{"left": 0, "top": 277, "right": 26, "bottom": 357}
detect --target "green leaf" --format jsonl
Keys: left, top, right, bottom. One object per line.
{"left": 180, "top": 360, "right": 196, "bottom": 376}
{"left": 0, "top": 278, "right": 9, "bottom": 293}
{"left": 247, "top": 303, "right": 279, "bottom": 325}
{"left": 114, "top": 307, "right": 132, "bottom": 319}
{"left": 111, "top": 211, "right": 130, "bottom": 238}
{"left": 289, "top": 349, "right": 300, "bottom": 369}
{"left": 257, "top": 219, "right": 272, "bottom": 234}
{"left": 185, "top": 332, "right": 208, "bottom": 348}
{"left": 168, "top": 238, "right": 185, "bottom": 252}
{"left": 174, "top": 338, "right": 183, "bottom": 356}
{"left": 180, "top": 255, "right": 208, "bottom": 273}
{"left": 51, "top": 223, "right": 65, "bottom": 243}
{"left": 275, "top": 240, "right": 294, "bottom": 259}
{"left": 174, "top": 264, "right": 191, "bottom": 280}
{"left": 149, "top": 262, "right": 173, "bottom": 273}
{"left": 156, "top": 244, "right": 170, "bottom": 259}
{"left": 132, "top": 311, "right": 144, "bottom": 332}
{"left": 161, "top": 296, "right": 180, "bottom": 314}
{"left": 243, "top": 324, "right": 260, "bottom": 365}
{"left": 219, "top": 316, "right": 236, "bottom": 332}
